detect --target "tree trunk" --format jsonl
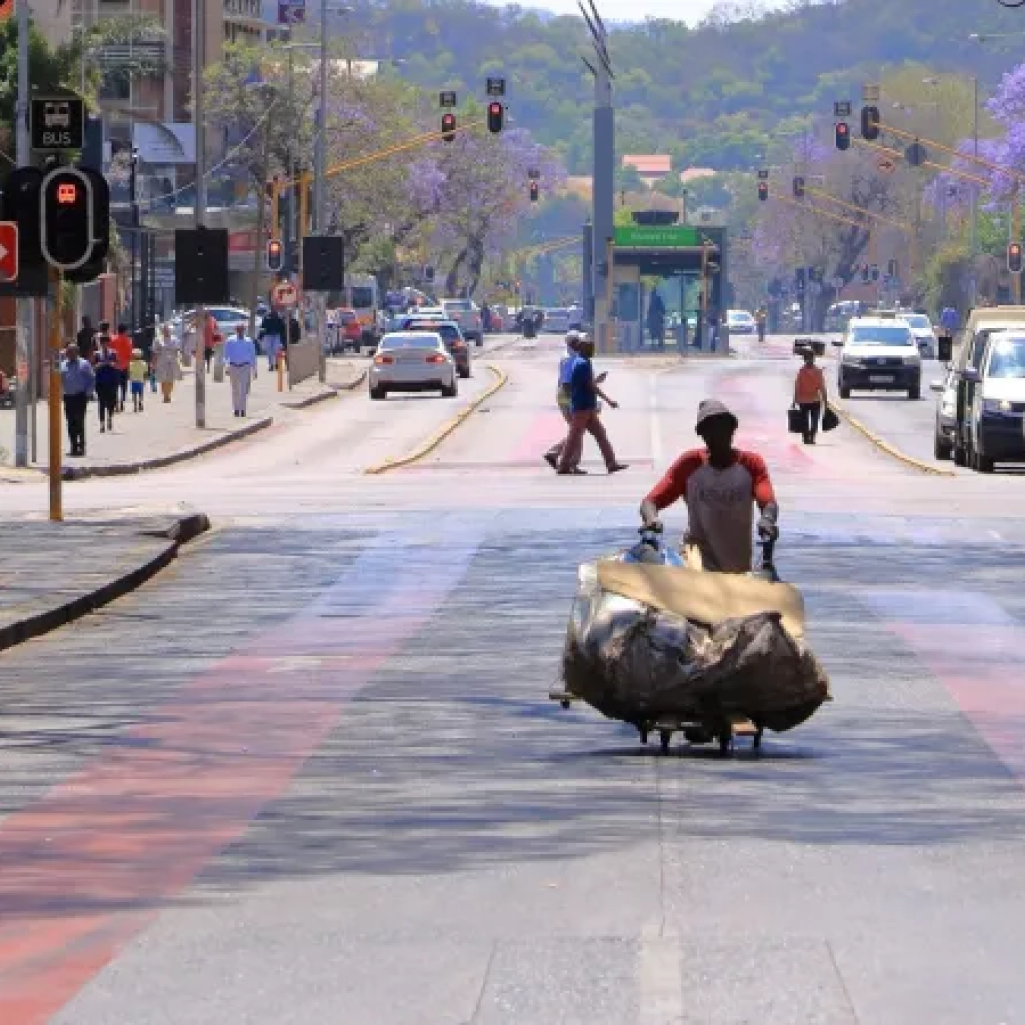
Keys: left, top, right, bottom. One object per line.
{"left": 445, "top": 249, "right": 467, "bottom": 296}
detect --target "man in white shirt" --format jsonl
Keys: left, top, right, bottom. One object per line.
{"left": 223, "top": 323, "right": 258, "bottom": 417}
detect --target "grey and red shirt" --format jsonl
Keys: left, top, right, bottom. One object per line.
{"left": 644, "top": 448, "right": 776, "bottom": 573}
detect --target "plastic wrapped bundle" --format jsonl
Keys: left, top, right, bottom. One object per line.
{"left": 562, "top": 560, "right": 829, "bottom": 733}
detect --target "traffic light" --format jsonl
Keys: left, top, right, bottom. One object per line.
{"left": 757, "top": 181, "right": 768, "bottom": 202}
{"left": 266, "top": 238, "right": 284, "bottom": 273}
{"left": 887, "top": 258, "right": 898, "bottom": 278}
{"left": 302, "top": 235, "right": 345, "bottom": 292}
{"left": 441, "top": 112, "right": 456, "bottom": 143}
{"left": 793, "top": 176, "right": 805, "bottom": 199}
{"left": 174, "top": 226, "right": 230, "bottom": 305}
{"left": 795, "top": 267, "right": 806, "bottom": 293}
{"left": 1008, "top": 242, "right": 1023, "bottom": 274}
{"left": 40, "top": 167, "right": 94, "bottom": 271}
{"left": 861, "top": 105, "right": 881, "bottom": 142}
{"left": 835, "top": 121, "right": 851, "bottom": 151}
{"left": 529, "top": 181, "right": 539, "bottom": 202}
{"left": 871, "top": 264, "right": 880, "bottom": 282}
{"left": 63, "top": 167, "right": 109, "bottom": 284}
{"left": 487, "top": 101, "right": 504, "bottom": 134}
{"left": 862, "top": 265, "right": 871, "bottom": 283}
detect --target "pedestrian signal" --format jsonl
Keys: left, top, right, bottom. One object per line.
{"left": 529, "top": 181, "right": 539, "bottom": 202}
{"left": 487, "top": 102, "right": 504, "bottom": 134}
{"left": 266, "top": 239, "right": 284, "bottom": 272}
{"left": 861, "top": 105, "right": 881, "bottom": 142}
{"left": 757, "top": 181, "right": 768, "bottom": 202}
{"left": 1008, "top": 242, "right": 1023, "bottom": 274}
{"left": 835, "top": 122, "right": 851, "bottom": 151}
{"left": 793, "top": 176, "right": 805, "bottom": 199}
{"left": 441, "top": 113, "right": 456, "bottom": 143}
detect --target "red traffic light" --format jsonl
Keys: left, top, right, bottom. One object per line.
{"left": 440, "top": 112, "right": 456, "bottom": 142}
{"left": 487, "top": 101, "right": 504, "bottom": 134}
{"left": 266, "top": 238, "right": 284, "bottom": 272}
{"left": 835, "top": 121, "right": 851, "bottom": 151}
{"left": 529, "top": 181, "right": 539, "bottom": 202}
{"left": 57, "top": 183, "right": 78, "bottom": 205}
{"left": 1008, "top": 242, "right": 1023, "bottom": 274}
{"left": 757, "top": 182, "right": 768, "bottom": 201}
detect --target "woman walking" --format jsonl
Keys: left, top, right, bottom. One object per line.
{"left": 152, "top": 324, "right": 182, "bottom": 403}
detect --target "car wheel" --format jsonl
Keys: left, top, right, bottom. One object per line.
{"left": 441, "top": 380, "right": 458, "bottom": 398}
{"left": 839, "top": 382, "right": 851, "bottom": 399}
{"left": 953, "top": 444, "right": 967, "bottom": 466}
{"left": 369, "top": 385, "right": 386, "bottom": 400}
{"left": 934, "top": 433, "right": 952, "bottom": 460}
{"left": 908, "top": 383, "right": 921, "bottom": 400}
{"left": 458, "top": 368, "right": 470, "bottom": 379}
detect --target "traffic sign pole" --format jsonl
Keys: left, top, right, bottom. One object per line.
{"left": 14, "top": 0, "right": 30, "bottom": 469}
{"left": 48, "top": 267, "right": 63, "bottom": 521}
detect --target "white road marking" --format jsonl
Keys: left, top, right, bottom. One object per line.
{"left": 649, "top": 374, "right": 663, "bottom": 473}
{"left": 639, "top": 920, "right": 683, "bottom": 1025}
{"left": 990, "top": 529, "right": 1003, "bottom": 541}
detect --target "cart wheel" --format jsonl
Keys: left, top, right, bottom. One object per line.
{"left": 753, "top": 728, "right": 763, "bottom": 751}
{"left": 659, "top": 730, "right": 671, "bottom": 754}
{"left": 639, "top": 728, "right": 649, "bottom": 745}
{"left": 560, "top": 699, "right": 570, "bottom": 710}
{"left": 718, "top": 732, "right": 733, "bottom": 757}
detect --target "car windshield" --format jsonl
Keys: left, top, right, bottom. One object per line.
{"left": 409, "top": 324, "right": 459, "bottom": 342}
{"left": 903, "top": 315, "right": 930, "bottom": 328}
{"left": 987, "top": 338, "right": 1025, "bottom": 378}
{"left": 849, "top": 326, "right": 914, "bottom": 346}
{"left": 381, "top": 334, "right": 440, "bottom": 349}
{"left": 443, "top": 300, "right": 472, "bottom": 312}
{"left": 729, "top": 312, "right": 752, "bottom": 321}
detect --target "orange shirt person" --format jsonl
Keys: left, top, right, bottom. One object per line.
{"left": 793, "top": 348, "right": 827, "bottom": 444}
{"left": 108, "top": 324, "right": 134, "bottom": 413}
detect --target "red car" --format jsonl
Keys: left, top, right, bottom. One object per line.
{"left": 332, "top": 308, "right": 363, "bottom": 352}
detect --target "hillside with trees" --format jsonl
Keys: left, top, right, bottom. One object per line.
{"left": 347, "top": 0, "right": 1025, "bottom": 173}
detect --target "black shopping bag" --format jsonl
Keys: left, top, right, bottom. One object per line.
{"left": 822, "top": 407, "right": 840, "bottom": 432}
{"left": 788, "top": 406, "right": 804, "bottom": 434}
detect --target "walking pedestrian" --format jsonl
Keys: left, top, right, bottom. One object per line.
{"left": 647, "top": 291, "right": 666, "bottom": 349}
{"left": 555, "top": 335, "right": 629, "bottom": 476}
{"left": 94, "top": 352, "right": 120, "bottom": 433}
{"left": 76, "top": 315, "right": 96, "bottom": 362}
{"left": 152, "top": 324, "right": 181, "bottom": 403}
{"left": 224, "top": 322, "right": 258, "bottom": 417}
{"left": 60, "top": 343, "right": 94, "bottom": 457}
{"left": 793, "top": 346, "right": 827, "bottom": 444}
{"left": 260, "top": 307, "right": 286, "bottom": 371}
{"left": 109, "top": 324, "right": 133, "bottom": 411}
{"left": 544, "top": 331, "right": 584, "bottom": 471}
{"left": 129, "top": 348, "right": 148, "bottom": 412}
{"left": 203, "top": 312, "right": 220, "bottom": 373}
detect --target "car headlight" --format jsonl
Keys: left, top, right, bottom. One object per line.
{"left": 982, "top": 398, "right": 1015, "bottom": 414}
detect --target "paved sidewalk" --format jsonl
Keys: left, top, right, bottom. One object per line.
{"left": 0, "top": 510, "right": 209, "bottom": 652}
{"left": 0, "top": 358, "right": 365, "bottom": 477}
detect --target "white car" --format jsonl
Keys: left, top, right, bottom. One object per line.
{"left": 834, "top": 316, "right": 921, "bottom": 400}
{"left": 726, "top": 309, "right": 756, "bottom": 335}
{"left": 369, "top": 331, "right": 458, "bottom": 400}
{"left": 899, "top": 313, "right": 938, "bottom": 359}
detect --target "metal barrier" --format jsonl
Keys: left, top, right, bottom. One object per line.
{"left": 287, "top": 340, "right": 320, "bottom": 387}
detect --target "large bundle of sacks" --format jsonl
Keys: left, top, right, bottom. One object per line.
{"left": 561, "top": 554, "right": 830, "bottom": 732}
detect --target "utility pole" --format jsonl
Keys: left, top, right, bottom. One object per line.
{"left": 313, "top": 0, "right": 329, "bottom": 383}
{"left": 192, "top": 0, "right": 206, "bottom": 427}
{"left": 970, "top": 75, "right": 979, "bottom": 307}
{"left": 14, "top": 0, "right": 31, "bottom": 467}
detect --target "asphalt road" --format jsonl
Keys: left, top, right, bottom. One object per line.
{"left": 3, "top": 332, "right": 1025, "bottom": 1022}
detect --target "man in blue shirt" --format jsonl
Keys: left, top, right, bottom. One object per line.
{"left": 60, "top": 343, "right": 95, "bottom": 457}
{"left": 555, "top": 336, "right": 628, "bottom": 476}
{"left": 223, "top": 323, "right": 258, "bottom": 417}
{"left": 544, "top": 331, "right": 583, "bottom": 470}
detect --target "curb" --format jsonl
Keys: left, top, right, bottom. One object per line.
{"left": 279, "top": 369, "right": 368, "bottom": 409}
{"left": 0, "top": 513, "right": 211, "bottom": 654}
{"left": 364, "top": 364, "right": 509, "bottom": 475}
{"left": 827, "top": 399, "right": 957, "bottom": 477}
{"left": 61, "top": 416, "right": 273, "bottom": 480}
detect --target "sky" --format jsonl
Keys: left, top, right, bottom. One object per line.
{"left": 493, "top": 0, "right": 775, "bottom": 23}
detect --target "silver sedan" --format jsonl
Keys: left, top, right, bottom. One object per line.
{"left": 369, "top": 331, "right": 458, "bottom": 400}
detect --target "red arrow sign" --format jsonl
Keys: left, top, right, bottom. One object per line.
{"left": 0, "top": 222, "right": 19, "bottom": 282}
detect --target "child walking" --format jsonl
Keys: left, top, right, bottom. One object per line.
{"left": 129, "top": 349, "right": 148, "bottom": 411}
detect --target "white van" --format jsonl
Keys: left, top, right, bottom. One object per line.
{"left": 960, "top": 330, "right": 1025, "bottom": 472}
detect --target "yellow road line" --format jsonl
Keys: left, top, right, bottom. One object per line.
{"left": 827, "top": 398, "right": 956, "bottom": 477}
{"left": 363, "top": 365, "right": 509, "bottom": 475}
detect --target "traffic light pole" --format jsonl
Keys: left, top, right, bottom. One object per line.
{"left": 192, "top": 0, "right": 206, "bottom": 428}
{"left": 591, "top": 58, "right": 614, "bottom": 354}
{"left": 48, "top": 269, "right": 63, "bottom": 521}
{"left": 14, "top": 0, "right": 30, "bottom": 467}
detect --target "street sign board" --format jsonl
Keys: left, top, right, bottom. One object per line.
{"left": 486, "top": 77, "right": 506, "bottom": 97}
{"left": 0, "top": 222, "right": 18, "bottom": 282}
{"left": 877, "top": 156, "right": 896, "bottom": 174}
{"left": 834, "top": 100, "right": 852, "bottom": 117}
{"left": 272, "top": 281, "right": 298, "bottom": 306}
{"left": 439, "top": 90, "right": 457, "bottom": 108}
{"left": 30, "top": 97, "right": 85, "bottom": 151}
{"left": 862, "top": 84, "right": 881, "bottom": 103}
{"left": 613, "top": 225, "right": 704, "bottom": 249}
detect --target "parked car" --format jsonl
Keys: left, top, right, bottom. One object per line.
{"left": 401, "top": 317, "right": 472, "bottom": 378}
{"left": 369, "top": 331, "right": 458, "bottom": 400}
{"left": 929, "top": 365, "right": 958, "bottom": 460}
{"left": 833, "top": 316, "right": 921, "bottom": 399}
{"left": 899, "top": 313, "right": 938, "bottom": 359}
{"left": 958, "top": 329, "right": 1025, "bottom": 472}
{"left": 440, "top": 299, "right": 483, "bottom": 344}
{"left": 726, "top": 309, "right": 756, "bottom": 335}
